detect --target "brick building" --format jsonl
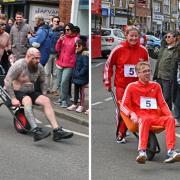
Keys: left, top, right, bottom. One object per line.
{"left": 59, "top": 0, "right": 72, "bottom": 23}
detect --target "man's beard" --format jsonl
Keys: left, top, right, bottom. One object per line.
{"left": 28, "top": 62, "right": 38, "bottom": 73}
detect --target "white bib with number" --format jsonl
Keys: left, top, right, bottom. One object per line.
{"left": 124, "top": 64, "right": 137, "bottom": 77}
{"left": 140, "top": 97, "right": 157, "bottom": 109}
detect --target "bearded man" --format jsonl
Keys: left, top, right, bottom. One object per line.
{"left": 4, "top": 47, "right": 73, "bottom": 142}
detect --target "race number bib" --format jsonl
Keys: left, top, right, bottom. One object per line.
{"left": 140, "top": 97, "right": 157, "bottom": 109}
{"left": 124, "top": 64, "right": 137, "bottom": 77}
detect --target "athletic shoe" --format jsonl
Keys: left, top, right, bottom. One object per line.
{"left": 33, "top": 127, "right": 51, "bottom": 142}
{"left": 76, "top": 106, "right": 84, "bottom": 113}
{"left": 116, "top": 135, "right": 126, "bottom": 144}
{"left": 126, "top": 130, "right": 130, "bottom": 137}
{"left": 85, "top": 109, "right": 89, "bottom": 115}
{"left": 136, "top": 150, "right": 147, "bottom": 164}
{"left": 164, "top": 149, "right": 180, "bottom": 163}
{"left": 60, "top": 101, "right": 68, "bottom": 108}
{"left": 67, "top": 104, "right": 77, "bottom": 111}
{"left": 53, "top": 127, "right": 73, "bottom": 141}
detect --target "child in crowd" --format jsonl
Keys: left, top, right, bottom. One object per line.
{"left": 67, "top": 39, "right": 89, "bottom": 112}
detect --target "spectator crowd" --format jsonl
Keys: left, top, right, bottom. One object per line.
{"left": 0, "top": 12, "right": 89, "bottom": 115}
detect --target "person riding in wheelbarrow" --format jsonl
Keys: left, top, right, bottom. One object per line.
{"left": 120, "top": 61, "right": 180, "bottom": 164}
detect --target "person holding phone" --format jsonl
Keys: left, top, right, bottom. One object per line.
{"left": 55, "top": 23, "right": 79, "bottom": 108}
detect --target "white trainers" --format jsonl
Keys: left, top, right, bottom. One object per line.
{"left": 136, "top": 150, "right": 147, "bottom": 164}
{"left": 164, "top": 149, "right": 180, "bottom": 163}
{"left": 76, "top": 106, "right": 84, "bottom": 113}
{"left": 67, "top": 104, "right": 77, "bottom": 111}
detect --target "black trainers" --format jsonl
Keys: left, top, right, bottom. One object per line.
{"left": 33, "top": 127, "right": 51, "bottom": 142}
{"left": 53, "top": 127, "right": 73, "bottom": 141}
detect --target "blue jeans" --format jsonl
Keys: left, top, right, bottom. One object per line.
{"left": 57, "top": 67, "right": 73, "bottom": 104}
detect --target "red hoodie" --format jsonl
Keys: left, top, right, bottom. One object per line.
{"left": 103, "top": 40, "right": 149, "bottom": 89}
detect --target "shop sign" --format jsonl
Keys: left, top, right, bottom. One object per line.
{"left": 153, "top": 14, "right": 164, "bottom": 21}
{"left": 102, "top": 8, "right": 108, "bottom": 16}
{"left": 29, "top": 5, "right": 59, "bottom": 27}
{"left": 115, "top": 8, "right": 128, "bottom": 16}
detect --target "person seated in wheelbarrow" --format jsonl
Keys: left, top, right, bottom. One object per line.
{"left": 4, "top": 47, "right": 73, "bottom": 142}
{"left": 120, "top": 61, "right": 180, "bottom": 164}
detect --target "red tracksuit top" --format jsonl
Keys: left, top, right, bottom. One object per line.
{"left": 103, "top": 40, "right": 149, "bottom": 89}
{"left": 120, "top": 80, "right": 172, "bottom": 117}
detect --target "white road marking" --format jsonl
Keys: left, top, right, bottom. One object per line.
{"left": 44, "top": 125, "right": 89, "bottom": 138}
{"left": 35, "top": 118, "right": 42, "bottom": 123}
{"left": 63, "top": 128, "right": 89, "bottom": 138}
{"left": 176, "top": 133, "right": 180, "bottom": 138}
{"left": 95, "top": 63, "right": 104, "bottom": 67}
{"left": 91, "top": 102, "right": 103, "bottom": 106}
{"left": 104, "top": 97, "right": 112, "bottom": 101}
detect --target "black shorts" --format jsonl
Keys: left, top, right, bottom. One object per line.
{"left": 14, "top": 91, "right": 41, "bottom": 104}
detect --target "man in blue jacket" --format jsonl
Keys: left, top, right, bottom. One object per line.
{"left": 28, "top": 13, "right": 52, "bottom": 66}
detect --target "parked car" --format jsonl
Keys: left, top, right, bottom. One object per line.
{"left": 101, "top": 28, "right": 125, "bottom": 58}
{"left": 146, "top": 35, "right": 161, "bottom": 57}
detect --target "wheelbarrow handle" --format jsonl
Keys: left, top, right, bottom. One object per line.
{"left": 109, "top": 89, "right": 120, "bottom": 116}
{"left": 109, "top": 89, "right": 139, "bottom": 139}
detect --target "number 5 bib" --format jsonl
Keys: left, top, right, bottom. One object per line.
{"left": 140, "top": 97, "right": 157, "bottom": 109}
{"left": 124, "top": 64, "right": 137, "bottom": 77}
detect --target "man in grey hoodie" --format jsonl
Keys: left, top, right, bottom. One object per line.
{"left": 10, "top": 11, "right": 33, "bottom": 60}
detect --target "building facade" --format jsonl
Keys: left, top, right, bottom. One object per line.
{"left": 0, "top": 0, "right": 89, "bottom": 36}
{"left": 101, "top": 0, "right": 180, "bottom": 32}
{"left": 0, "top": 0, "right": 59, "bottom": 27}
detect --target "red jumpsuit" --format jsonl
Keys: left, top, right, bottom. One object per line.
{"left": 121, "top": 80, "right": 176, "bottom": 150}
{"left": 103, "top": 40, "right": 149, "bottom": 137}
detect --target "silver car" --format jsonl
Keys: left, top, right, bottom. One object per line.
{"left": 101, "top": 28, "right": 125, "bottom": 57}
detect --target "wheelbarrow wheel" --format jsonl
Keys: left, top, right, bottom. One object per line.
{"left": 13, "top": 109, "right": 31, "bottom": 134}
{"left": 147, "top": 132, "right": 157, "bottom": 161}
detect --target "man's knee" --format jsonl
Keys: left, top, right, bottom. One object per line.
{"left": 39, "top": 96, "right": 51, "bottom": 106}
{"left": 22, "top": 96, "right": 32, "bottom": 105}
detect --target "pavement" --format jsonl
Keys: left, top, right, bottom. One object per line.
{"left": 36, "top": 86, "right": 89, "bottom": 127}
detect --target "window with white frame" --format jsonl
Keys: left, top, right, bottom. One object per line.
{"left": 153, "top": 2, "right": 160, "bottom": 13}
{"left": 163, "top": 0, "right": 169, "bottom": 6}
{"left": 163, "top": 5, "right": 170, "bottom": 14}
